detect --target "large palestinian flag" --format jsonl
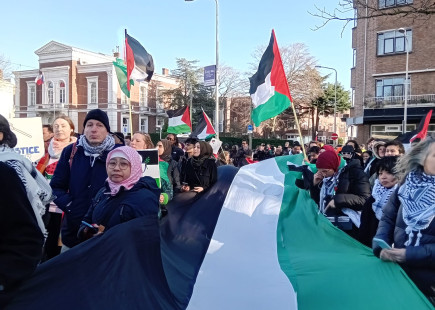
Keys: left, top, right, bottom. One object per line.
{"left": 125, "top": 30, "right": 154, "bottom": 89}
{"left": 167, "top": 105, "right": 192, "bottom": 134}
{"left": 190, "top": 109, "right": 216, "bottom": 140}
{"left": 7, "top": 157, "right": 433, "bottom": 309}
{"left": 249, "top": 30, "right": 292, "bottom": 127}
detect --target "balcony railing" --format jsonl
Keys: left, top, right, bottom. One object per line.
{"left": 364, "top": 94, "right": 435, "bottom": 109}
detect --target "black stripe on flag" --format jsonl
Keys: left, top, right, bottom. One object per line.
{"left": 249, "top": 33, "right": 274, "bottom": 95}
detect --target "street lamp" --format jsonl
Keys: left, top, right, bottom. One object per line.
{"left": 185, "top": 0, "right": 219, "bottom": 139}
{"left": 315, "top": 65, "right": 337, "bottom": 144}
{"left": 398, "top": 28, "right": 409, "bottom": 134}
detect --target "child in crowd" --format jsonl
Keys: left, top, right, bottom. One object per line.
{"left": 358, "top": 156, "right": 398, "bottom": 247}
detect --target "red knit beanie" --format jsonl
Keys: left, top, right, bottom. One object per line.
{"left": 316, "top": 150, "right": 340, "bottom": 172}
{"left": 321, "top": 145, "right": 335, "bottom": 152}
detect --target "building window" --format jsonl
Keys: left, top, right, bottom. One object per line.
{"left": 156, "top": 118, "right": 164, "bottom": 127}
{"left": 140, "top": 117, "right": 148, "bottom": 132}
{"left": 139, "top": 85, "right": 148, "bottom": 106}
{"left": 27, "top": 83, "right": 36, "bottom": 106}
{"left": 86, "top": 77, "right": 98, "bottom": 105}
{"left": 375, "top": 77, "right": 410, "bottom": 97}
{"left": 377, "top": 29, "right": 412, "bottom": 56}
{"left": 59, "top": 80, "right": 66, "bottom": 103}
{"left": 47, "top": 81, "right": 54, "bottom": 104}
{"left": 156, "top": 87, "right": 164, "bottom": 110}
{"left": 121, "top": 116, "right": 130, "bottom": 135}
{"left": 379, "top": 0, "right": 413, "bottom": 9}
{"left": 352, "top": 49, "right": 356, "bottom": 68}
{"left": 351, "top": 89, "right": 355, "bottom": 107}
{"left": 371, "top": 124, "right": 415, "bottom": 139}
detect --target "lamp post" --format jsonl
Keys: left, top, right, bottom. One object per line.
{"left": 398, "top": 28, "right": 409, "bottom": 134}
{"left": 185, "top": 0, "right": 219, "bottom": 139}
{"left": 315, "top": 65, "right": 337, "bottom": 144}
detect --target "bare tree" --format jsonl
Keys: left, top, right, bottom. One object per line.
{"left": 311, "top": 0, "right": 435, "bottom": 33}
{"left": 0, "top": 54, "right": 13, "bottom": 79}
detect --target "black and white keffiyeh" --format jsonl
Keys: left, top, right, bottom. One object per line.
{"left": 398, "top": 170, "right": 435, "bottom": 246}
{"left": 78, "top": 134, "right": 115, "bottom": 167}
{"left": 0, "top": 145, "right": 54, "bottom": 235}
{"left": 372, "top": 179, "right": 398, "bottom": 220}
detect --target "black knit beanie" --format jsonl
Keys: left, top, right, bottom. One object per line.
{"left": 83, "top": 109, "right": 110, "bottom": 132}
{"left": 0, "top": 114, "right": 17, "bottom": 148}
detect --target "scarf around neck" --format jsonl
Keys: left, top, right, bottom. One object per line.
{"left": 0, "top": 145, "right": 54, "bottom": 235}
{"left": 398, "top": 170, "right": 435, "bottom": 246}
{"left": 78, "top": 134, "right": 115, "bottom": 167}
{"left": 372, "top": 179, "right": 398, "bottom": 220}
{"left": 48, "top": 136, "right": 77, "bottom": 159}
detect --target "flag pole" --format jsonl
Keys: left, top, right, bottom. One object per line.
{"left": 290, "top": 103, "right": 308, "bottom": 160}
{"left": 128, "top": 97, "right": 133, "bottom": 137}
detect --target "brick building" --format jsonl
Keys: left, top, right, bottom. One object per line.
{"left": 13, "top": 41, "right": 178, "bottom": 135}
{"left": 349, "top": 0, "right": 435, "bottom": 142}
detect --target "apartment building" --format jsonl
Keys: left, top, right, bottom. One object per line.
{"left": 13, "top": 41, "right": 178, "bottom": 134}
{"left": 349, "top": 0, "right": 435, "bottom": 142}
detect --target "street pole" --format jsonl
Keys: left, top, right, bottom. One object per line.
{"left": 315, "top": 65, "right": 337, "bottom": 145}
{"left": 185, "top": 0, "right": 219, "bottom": 139}
{"left": 399, "top": 28, "right": 409, "bottom": 134}
{"left": 214, "top": 0, "right": 219, "bottom": 139}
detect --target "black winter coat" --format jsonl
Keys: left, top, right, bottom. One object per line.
{"left": 180, "top": 158, "right": 217, "bottom": 192}
{"left": 50, "top": 143, "right": 118, "bottom": 248}
{"left": 79, "top": 177, "right": 160, "bottom": 237}
{"left": 310, "top": 159, "right": 372, "bottom": 212}
{"left": 373, "top": 188, "right": 435, "bottom": 300}
{"left": 0, "top": 163, "right": 44, "bottom": 308}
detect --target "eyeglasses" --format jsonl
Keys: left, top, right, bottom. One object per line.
{"left": 342, "top": 152, "right": 352, "bottom": 156}
{"left": 108, "top": 161, "right": 130, "bottom": 170}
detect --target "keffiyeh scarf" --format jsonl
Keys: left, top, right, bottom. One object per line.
{"left": 398, "top": 170, "right": 435, "bottom": 246}
{"left": 0, "top": 145, "right": 54, "bottom": 235}
{"left": 372, "top": 179, "right": 398, "bottom": 220}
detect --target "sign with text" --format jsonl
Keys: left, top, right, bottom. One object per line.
{"left": 137, "top": 149, "right": 160, "bottom": 179}
{"left": 204, "top": 65, "right": 216, "bottom": 87}
{"left": 8, "top": 117, "right": 44, "bottom": 162}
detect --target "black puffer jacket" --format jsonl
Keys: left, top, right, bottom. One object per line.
{"left": 373, "top": 187, "right": 435, "bottom": 301}
{"left": 311, "top": 159, "right": 371, "bottom": 212}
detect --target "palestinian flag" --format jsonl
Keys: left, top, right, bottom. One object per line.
{"left": 249, "top": 30, "right": 292, "bottom": 127}
{"left": 125, "top": 30, "right": 154, "bottom": 90}
{"left": 167, "top": 105, "right": 192, "bottom": 134}
{"left": 7, "top": 157, "right": 433, "bottom": 309}
{"left": 35, "top": 70, "right": 44, "bottom": 85}
{"left": 113, "top": 58, "right": 134, "bottom": 98}
{"left": 191, "top": 109, "right": 216, "bottom": 140}
{"left": 396, "top": 109, "right": 433, "bottom": 150}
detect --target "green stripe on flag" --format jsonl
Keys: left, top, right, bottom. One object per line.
{"left": 113, "top": 59, "right": 134, "bottom": 98}
{"left": 167, "top": 124, "right": 192, "bottom": 134}
{"left": 273, "top": 155, "right": 433, "bottom": 309}
{"left": 252, "top": 91, "right": 291, "bottom": 127}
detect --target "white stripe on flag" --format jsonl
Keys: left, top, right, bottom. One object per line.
{"left": 168, "top": 114, "right": 184, "bottom": 127}
{"left": 251, "top": 72, "right": 275, "bottom": 108}
{"left": 187, "top": 158, "right": 298, "bottom": 310}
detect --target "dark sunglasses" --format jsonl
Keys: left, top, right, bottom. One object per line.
{"left": 342, "top": 152, "right": 353, "bottom": 155}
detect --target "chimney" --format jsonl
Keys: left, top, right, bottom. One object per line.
{"left": 162, "top": 68, "right": 169, "bottom": 76}
{"left": 113, "top": 46, "right": 120, "bottom": 58}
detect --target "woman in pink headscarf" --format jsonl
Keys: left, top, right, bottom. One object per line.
{"left": 78, "top": 146, "right": 160, "bottom": 241}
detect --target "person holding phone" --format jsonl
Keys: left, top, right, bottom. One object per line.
{"left": 373, "top": 137, "right": 435, "bottom": 305}
{"left": 78, "top": 146, "right": 160, "bottom": 242}
{"left": 180, "top": 141, "right": 217, "bottom": 194}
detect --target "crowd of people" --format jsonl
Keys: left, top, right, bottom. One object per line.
{"left": 0, "top": 108, "right": 434, "bottom": 307}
